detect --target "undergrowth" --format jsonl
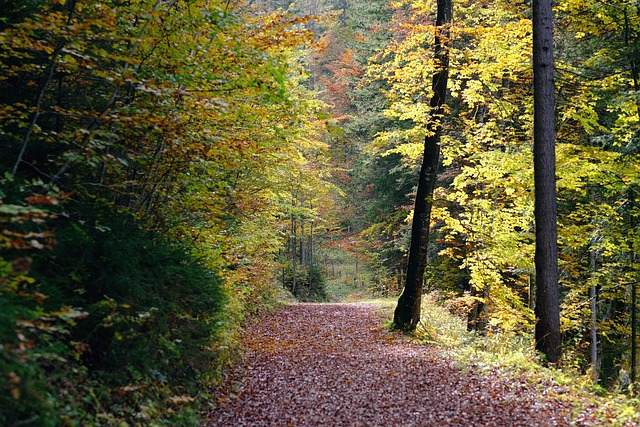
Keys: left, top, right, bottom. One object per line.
{"left": 410, "top": 292, "right": 640, "bottom": 425}
{"left": 1, "top": 200, "right": 233, "bottom": 426}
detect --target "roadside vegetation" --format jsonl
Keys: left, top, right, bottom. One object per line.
{"left": 410, "top": 294, "right": 640, "bottom": 425}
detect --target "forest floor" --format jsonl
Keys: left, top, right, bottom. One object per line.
{"left": 206, "top": 302, "right": 639, "bottom": 426}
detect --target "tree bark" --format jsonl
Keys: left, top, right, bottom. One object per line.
{"left": 467, "top": 286, "right": 488, "bottom": 334}
{"left": 590, "top": 252, "right": 598, "bottom": 383}
{"left": 631, "top": 274, "right": 637, "bottom": 385}
{"left": 533, "top": 0, "right": 562, "bottom": 363}
{"left": 624, "top": 8, "right": 639, "bottom": 384}
{"left": 589, "top": 190, "right": 600, "bottom": 383}
{"left": 629, "top": 187, "right": 637, "bottom": 386}
{"left": 301, "top": 216, "right": 306, "bottom": 267}
{"left": 393, "top": 0, "right": 452, "bottom": 331}
{"left": 291, "top": 213, "right": 297, "bottom": 296}
{"left": 623, "top": 7, "right": 640, "bottom": 123}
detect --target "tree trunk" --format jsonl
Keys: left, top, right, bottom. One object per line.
{"left": 589, "top": 190, "right": 600, "bottom": 383}
{"left": 629, "top": 187, "right": 637, "bottom": 386}
{"left": 393, "top": 0, "right": 452, "bottom": 331}
{"left": 467, "top": 286, "right": 488, "bottom": 335}
{"left": 623, "top": 7, "right": 640, "bottom": 123}
{"left": 301, "top": 216, "right": 306, "bottom": 267}
{"left": 533, "top": 0, "right": 562, "bottom": 363}
{"left": 291, "top": 213, "right": 297, "bottom": 296}
{"left": 590, "top": 253, "right": 598, "bottom": 383}
{"left": 625, "top": 8, "right": 639, "bottom": 385}
{"left": 631, "top": 275, "right": 636, "bottom": 385}
{"left": 309, "top": 202, "right": 314, "bottom": 268}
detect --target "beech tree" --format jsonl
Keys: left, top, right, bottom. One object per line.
{"left": 532, "top": 0, "right": 561, "bottom": 363}
{"left": 393, "top": 0, "right": 453, "bottom": 330}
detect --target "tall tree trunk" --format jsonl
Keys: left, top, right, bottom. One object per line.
{"left": 629, "top": 187, "right": 637, "bottom": 386}
{"left": 533, "top": 0, "right": 562, "bottom": 363}
{"left": 393, "top": 0, "right": 452, "bottom": 331}
{"left": 11, "top": 1, "right": 80, "bottom": 176}
{"left": 625, "top": 7, "right": 639, "bottom": 385}
{"left": 589, "top": 190, "right": 600, "bottom": 383}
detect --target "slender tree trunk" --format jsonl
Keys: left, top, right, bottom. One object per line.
{"left": 393, "top": 0, "right": 452, "bottom": 331}
{"left": 632, "top": 275, "right": 637, "bottom": 385}
{"left": 11, "top": 1, "right": 82, "bottom": 176}
{"left": 630, "top": 187, "right": 638, "bottom": 386}
{"left": 589, "top": 190, "right": 600, "bottom": 383}
{"left": 528, "top": 275, "right": 535, "bottom": 310}
{"left": 355, "top": 259, "right": 359, "bottom": 286}
{"left": 280, "top": 249, "right": 286, "bottom": 289}
{"left": 590, "top": 284, "right": 598, "bottom": 380}
{"left": 291, "top": 213, "right": 297, "bottom": 296}
{"left": 309, "top": 202, "right": 314, "bottom": 268}
{"left": 301, "top": 217, "right": 306, "bottom": 267}
{"left": 12, "top": 44, "right": 67, "bottom": 176}
{"left": 309, "top": 222, "right": 313, "bottom": 267}
{"left": 533, "top": 0, "right": 562, "bottom": 363}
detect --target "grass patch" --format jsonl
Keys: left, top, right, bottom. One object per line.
{"left": 325, "top": 279, "right": 372, "bottom": 302}
{"left": 322, "top": 251, "right": 374, "bottom": 302}
{"left": 380, "top": 292, "right": 640, "bottom": 425}
{"left": 325, "top": 280, "right": 359, "bottom": 301}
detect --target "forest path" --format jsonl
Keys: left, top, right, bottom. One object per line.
{"left": 206, "top": 303, "right": 588, "bottom": 426}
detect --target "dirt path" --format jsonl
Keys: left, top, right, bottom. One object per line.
{"left": 206, "top": 303, "right": 603, "bottom": 426}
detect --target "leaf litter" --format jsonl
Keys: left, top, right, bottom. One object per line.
{"left": 206, "top": 303, "right": 638, "bottom": 426}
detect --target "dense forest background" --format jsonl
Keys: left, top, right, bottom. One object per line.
{"left": 1, "top": 0, "right": 639, "bottom": 425}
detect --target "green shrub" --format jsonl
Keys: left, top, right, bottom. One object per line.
{"left": 1, "top": 202, "right": 226, "bottom": 426}
{"left": 40, "top": 213, "right": 224, "bottom": 383}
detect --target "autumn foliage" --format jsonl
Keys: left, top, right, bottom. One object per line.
{"left": 0, "top": 0, "right": 332, "bottom": 424}
{"left": 313, "top": 0, "right": 640, "bottom": 389}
